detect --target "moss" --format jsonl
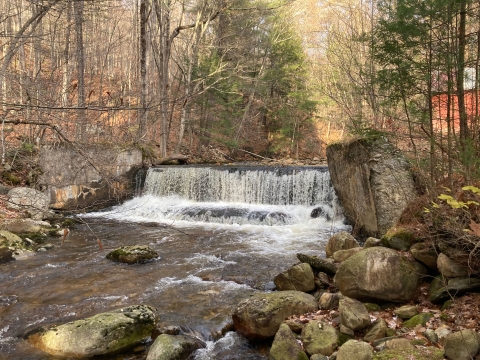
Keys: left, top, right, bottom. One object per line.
{"left": 372, "top": 347, "right": 444, "bottom": 360}
{"left": 410, "top": 338, "right": 427, "bottom": 346}
{"left": 402, "top": 313, "right": 433, "bottom": 328}
{"left": 381, "top": 227, "right": 415, "bottom": 251}
{"left": 385, "top": 328, "right": 396, "bottom": 337}
{"left": 441, "top": 300, "right": 454, "bottom": 311}
{"left": 338, "top": 332, "right": 353, "bottom": 346}
{"left": 364, "top": 303, "right": 381, "bottom": 311}
{"left": 61, "top": 218, "right": 78, "bottom": 227}
{"left": 297, "top": 353, "right": 309, "bottom": 360}
{"left": 1, "top": 171, "right": 20, "bottom": 185}
{"left": 18, "top": 232, "right": 47, "bottom": 243}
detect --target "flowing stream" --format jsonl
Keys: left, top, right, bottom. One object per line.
{"left": 0, "top": 165, "right": 349, "bottom": 359}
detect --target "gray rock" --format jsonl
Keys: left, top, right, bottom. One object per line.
{"left": 410, "top": 242, "right": 438, "bottom": 270}
{"left": 434, "top": 325, "right": 451, "bottom": 340}
{"left": 424, "top": 329, "right": 438, "bottom": 343}
{"left": 268, "top": 323, "right": 308, "bottom": 360}
{"left": 274, "top": 262, "right": 315, "bottom": 292}
{"left": 327, "top": 138, "right": 416, "bottom": 238}
{"left": 339, "top": 325, "right": 354, "bottom": 336}
{"left": 437, "top": 253, "right": 468, "bottom": 278}
{"left": 319, "top": 292, "right": 343, "bottom": 310}
{"left": 337, "top": 340, "right": 373, "bottom": 360}
{"left": 325, "top": 232, "right": 359, "bottom": 258}
{"left": 301, "top": 320, "right": 338, "bottom": 356}
{"left": 29, "top": 305, "right": 157, "bottom": 357}
{"left": 334, "top": 247, "right": 423, "bottom": 302}
{"left": 394, "top": 305, "right": 418, "bottom": 319}
{"left": 444, "top": 329, "right": 480, "bottom": 360}
{"left": 332, "top": 247, "right": 363, "bottom": 262}
{"left": 339, "top": 297, "right": 371, "bottom": 331}
{"left": 363, "top": 318, "right": 388, "bottom": 342}
{"left": 429, "top": 276, "right": 480, "bottom": 303}
{"left": 232, "top": 290, "right": 318, "bottom": 340}
{"left": 106, "top": 245, "right": 159, "bottom": 264}
{"left": 7, "top": 187, "right": 50, "bottom": 220}
{"left": 146, "top": 334, "right": 204, "bottom": 360}
{"left": 384, "top": 338, "right": 414, "bottom": 350}
{"left": 2, "top": 219, "right": 49, "bottom": 233}
{"left": 297, "top": 253, "right": 337, "bottom": 275}
{"left": 363, "top": 237, "right": 381, "bottom": 248}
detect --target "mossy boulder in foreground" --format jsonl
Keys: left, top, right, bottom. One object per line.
{"left": 106, "top": 245, "right": 159, "bottom": 264}
{"left": 28, "top": 305, "right": 157, "bottom": 357}
{"left": 146, "top": 334, "right": 204, "bottom": 360}
{"left": 232, "top": 290, "right": 318, "bottom": 340}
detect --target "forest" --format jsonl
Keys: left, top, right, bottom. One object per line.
{"left": 1, "top": 0, "right": 480, "bottom": 184}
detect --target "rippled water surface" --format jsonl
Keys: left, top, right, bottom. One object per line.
{"left": 0, "top": 168, "right": 348, "bottom": 359}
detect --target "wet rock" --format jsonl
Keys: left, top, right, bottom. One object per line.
{"left": 337, "top": 340, "right": 373, "bottom": 360}
{"left": 29, "top": 305, "right": 157, "bottom": 357}
{"left": 363, "top": 318, "right": 388, "bottom": 342}
{"left": 394, "top": 305, "right": 418, "bottom": 319}
{"left": 372, "top": 347, "right": 444, "bottom": 360}
{"left": 444, "top": 329, "right": 480, "bottom": 360}
{"left": 429, "top": 276, "right": 480, "bottom": 303}
{"left": 334, "top": 247, "right": 424, "bottom": 302}
{"left": 106, "top": 245, "right": 159, "bottom": 264}
{"left": 402, "top": 313, "right": 433, "bottom": 328}
{"left": 269, "top": 323, "right": 308, "bottom": 360}
{"left": 410, "top": 242, "right": 438, "bottom": 270}
{"left": 325, "top": 232, "right": 359, "bottom": 258}
{"left": 381, "top": 227, "right": 415, "bottom": 251}
{"left": 319, "top": 292, "right": 343, "bottom": 310}
{"left": 332, "top": 247, "right": 363, "bottom": 262}
{"left": 7, "top": 187, "right": 50, "bottom": 220}
{"left": 297, "top": 253, "right": 337, "bottom": 275}
{"left": 146, "top": 334, "right": 204, "bottom": 360}
{"left": 0, "top": 246, "right": 14, "bottom": 263}
{"left": 301, "top": 320, "right": 338, "bottom": 356}
{"left": 363, "top": 237, "right": 381, "bottom": 248}
{"left": 437, "top": 253, "right": 468, "bottom": 278}
{"left": 339, "top": 297, "right": 371, "bottom": 331}
{"left": 311, "top": 206, "right": 332, "bottom": 221}
{"left": 232, "top": 290, "right": 318, "bottom": 340}
{"left": 274, "top": 262, "right": 315, "bottom": 292}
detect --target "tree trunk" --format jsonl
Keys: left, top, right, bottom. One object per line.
{"left": 74, "top": 0, "right": 86, "bottom": 141}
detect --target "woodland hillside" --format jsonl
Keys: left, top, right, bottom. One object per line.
{"left": 0, "top": 0, "right": 480, "bottom": 185}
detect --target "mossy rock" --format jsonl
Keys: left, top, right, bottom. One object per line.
{"left": 402, "top": 313, "right": 433, "bottom": 328}
{"left": 146, "top": 334, "right": 204, "bottom": 360}
{"left": 364, "top": 303, "right": 381, "bottom": 311}
{"left": 381, "top": 227, "right": 415, "bottom": 251}
{"left": 0, "top": 230, "right": 26, "bottom": 250}
{"left": 372, "top": 347, "right": 444, "bottom": 360}
{"left": 106, "top": 245, "right": 159, "bottom": 264}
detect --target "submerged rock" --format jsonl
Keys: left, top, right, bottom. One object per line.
{"left": 232, "top": 290, "right": 318, "bottom": 340}
{"left": 106, "top": 245, "right": 159, "bottom": 264}
{"left": 334, "top": 247, "right": 424, "bottom": 302}
{"left": 146, "top": 334, "right": 204, "bottom": 360}
{"left": 29, "top": 305, "right": 157, "bottom": 357}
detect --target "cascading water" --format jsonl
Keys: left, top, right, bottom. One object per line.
{"left": 0, "top": 165, "right": 349, "bottom": 360}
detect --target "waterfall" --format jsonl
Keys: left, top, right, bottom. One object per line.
{"left": 144, "top": 166, "right": 336, "bottom": 206}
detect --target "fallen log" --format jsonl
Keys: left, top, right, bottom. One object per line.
{"left": 152, "top": 154, "right": 189, "bottom": 166}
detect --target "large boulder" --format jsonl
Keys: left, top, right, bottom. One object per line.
{"left": 146, "top": 334, "right": 204, "bottom": 360}
{"left": 444, "top": 329, "right": 480, "bottom": 360}
{"left": 28, "top": 305, "right": 157, "bottom": 357}
{"left": 334, "top": 247, "right": 424, "bottom": 302}
{"left": 325, "top": 232, "right": 359, "bottom": 257}
{"left": 301, "top": 320, "right": 338, "bottom": 356}
{"left": 269, "top": 323, "right": 308, "bottom": 360}
{"left": 326, "top": 138, "right": 416, "bottom": 238}
{"left": 7, "top": 187, "right": 50, "bottom": 220}
{"left": 274, "top": 263, "right": 315, "bottom": 292}
{"left": 106, "top": 245, "right": 159, "bottom": 264}
{"left": 232, "top": 291, "right": 318, "bottom": 340}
